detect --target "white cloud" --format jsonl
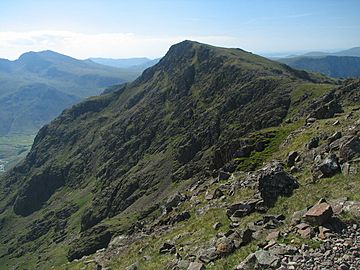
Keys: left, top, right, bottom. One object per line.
{"left": 0, "top": 31, "right": 243, "bottom": 60}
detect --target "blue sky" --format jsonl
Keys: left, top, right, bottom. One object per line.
{"left": 0, "top": 0, "right": 359, "bottom": 59}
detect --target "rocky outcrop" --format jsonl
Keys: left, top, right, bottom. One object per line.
{"left": 67, "top": 225, "right": 112, "bottom": 261}
{"left": 257, "top": 163, "right": 299, "bottom": 206}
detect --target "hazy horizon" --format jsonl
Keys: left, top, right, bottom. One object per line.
{"left": 1, "top": 0, "right": 360, "bottom": 60}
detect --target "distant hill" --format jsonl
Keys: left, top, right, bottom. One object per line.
{"left": 278, "top": 55, "right": 360, "bottom": 78}
{"left": 0, "top": 50, "right": 145, "bottom": 135}
{"left": 89, "top": 57, "right": 160, "bottom": 71}
{"left": 287, "top": 46, "right": 360, "bottom": 58}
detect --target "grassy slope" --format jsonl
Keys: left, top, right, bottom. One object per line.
{"left": 60, "top": 87, "right": 360, "bottom": 270}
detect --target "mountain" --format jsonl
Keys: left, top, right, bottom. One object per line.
{"left": 2, "top": 41, "right": 360, "bottom": 270}
{"left": 278, "top": 55, "right": 360, "bottom": 78}
{"left": 292, "top": 46, "right": 360, "bottom": 58}
{"left": 0, "top": 50, "right": 140, "bottom": 99}
{"left": 0, "top": 83, "right": 80, "bottom": 135}
{"left": 0, "top": 50, "right": 148, "bottom": 172}
{"left": 89, "top": 57, "right": 160, "bottom": 69}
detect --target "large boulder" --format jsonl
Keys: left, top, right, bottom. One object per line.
{"left": 339, "top": 136, "right": 360, "bottom": 161}
{"left": 318, "top": 154, "right": 340, "bottom": 177}
{"left": 304, "top": 202, "right": 333, "bottom": 226}
{"left": 164, "top": 192, "right": 186, "bottom": 213}
{"left": 257, "top": 163, "right": 299, "bottom": 206}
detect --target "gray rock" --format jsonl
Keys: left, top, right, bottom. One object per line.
{"left": 257, "top": 162, "right": 299, "bottom": 206}
{"left": 255, "top": 249, "right": 280, "bottom": 269}
{"left": 287, "top": 151, "right": 298, "bottom": 167}
{"left": 187, "top": 261, "right": 205, "bottom": 270}
{"left": 165, "top": 192, "right": 186, "bottom": 213}
{"left": 339, "top": 136, "right": 360, "bottom": 161}
{"left": 235, "top": 253, "right": 256, "bottom": 270}
{"left": 125, "top": 262, "right": 139, "bottom": 270}
{"left": 318, "top": 154, "right": 340, "bottom": 177}
{"left": 198, "top": 247, "right": 218, "bottom": 263}
{"left": 205, "top": 188, "right": 224, "bottom": 200}
{"left": 328, "top": 131, "right": 342, "bottom": 144}
{"left": 218, "top": 171, "right": 231, "bottom": 181}
{"left": 308, "top": 137, "right": 320, "bottom": 149}
{"left": 159, "top": 242, "right": 176, "bottom": 254}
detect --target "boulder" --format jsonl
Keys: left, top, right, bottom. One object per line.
{"left": 187, "top": 262, "right": 205, "bottom": 270}
{"left": 328, "top": 131, "right": 342, "bottom": 144}
{"left": 318, "top": 154, "right": 340, "bottom": 177}
{"left": 287, "top": 151, "right": 298, "bottom": 167}
{"left": 255, "top": 250, "right": 280, "bottom": 269}
{"left": 218, "top": 171, "right": 231, "bottom": 181}
{"left": 308, "top": 137, "right": 320, "bottom": 149}
{"left": 235, "top": 253, "right": 257, "bottom": 270}
{"left": 341, "top": 162, "right": 357, "bottom": 176}
{"left": 213, "top": 222, "right": 222, "bottom": 230}
{"left": 159, "top": 242, "right": 176, "bottom": 254}
{"left": 257, "top": 163, "right": 299, "bottom": 206}
{"left": 304, "top": 202, "right": 333, "bottom": 226}
{"left": 215, "top": 237, "right": 234, "bottom": 255}
{"left": 339, "top": 136, "right": 360, "bottom": 161}
{"left": 227, "top": 228, "right": 253, "bottom": 248}
{"left": 205, "top": 188, "right": 224, "bottom": 200}
{"left": 126, "top": 262, "right": 139, "bottom": 270}
{"left": 198, "top": 247, "right": 218, "bottom": 263}
{"left": 226, "top": 199, "right": 262, "bottom": 221}
{"left": 164, "top": 192, "right": 186, "bottom": 213}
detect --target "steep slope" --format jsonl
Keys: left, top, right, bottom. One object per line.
{"left": 278, "top": 55, "right": 360, "bottom": 78}
{"left": 0, "top": 83, "right": 80, "bottom": 135}
{"left": 0, "top": 41, "right": 335, "bottom": 269}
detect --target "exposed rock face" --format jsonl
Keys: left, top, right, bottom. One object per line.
{"left": 257, "top": 163, "right": 299, "bottom": 206}
{"left": 309, "top": 99, "right": 343, "bottom": 119}
{"left": 67, "top": 225, "right": 112, "bottom": 261}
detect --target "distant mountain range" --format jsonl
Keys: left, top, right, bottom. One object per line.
{"left": 277, "top": 47, "right": 360, "bottom": 78}
{"left": 0, "top": 51, "right": 155, "bottom": 135}
{"left": 89, "top": 57, "right": 160, "bottom": 69}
